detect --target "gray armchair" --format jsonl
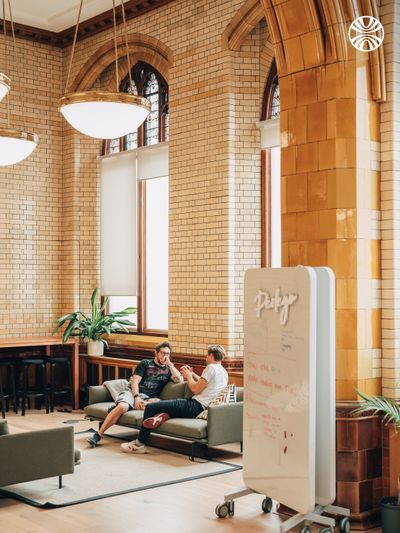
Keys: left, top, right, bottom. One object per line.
{"left": 0, "top": 420, "right": 75, "bottom": 488}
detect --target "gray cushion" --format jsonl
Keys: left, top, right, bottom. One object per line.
{"left": 84, "top": 402, "right": 115, "bottom": 418}
{"left": 159, "top": 381, "right": 186, "bottom": 400}
{"left": 103, "top": 379, "right": 130, "bottom": 401}
{"left": 153, "top": 418, "right": 207, "bottom": 440}
{"left": 119, "top": 410, "right": 145, "bottom": 427}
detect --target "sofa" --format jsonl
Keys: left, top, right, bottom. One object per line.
{"left": 84, "top": 381, "right": 243, "bottom": 458}
{"left": 0, "top": 419, "right": 75, "bottom": 488}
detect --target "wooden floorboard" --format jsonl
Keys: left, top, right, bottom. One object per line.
{"left": 0, "top": 410, "right": 382, "bottom": 533}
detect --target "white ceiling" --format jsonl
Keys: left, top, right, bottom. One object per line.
{"left": 4, "top": 0, "right": 116, "bottom": 33}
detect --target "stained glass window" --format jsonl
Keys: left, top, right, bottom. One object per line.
{"left": 103, "top": 62, "right": 168, "bottom": 155}
{"left": 270, "top": 77, "right": 280, "bottom": 119}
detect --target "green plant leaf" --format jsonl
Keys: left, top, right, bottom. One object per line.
{"left": 352, "top": 389, "right": 400, "bottom": 427}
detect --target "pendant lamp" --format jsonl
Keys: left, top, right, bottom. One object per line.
{"left": 0, "top": 0, "right": 38, "bottom": 166}
{"left": 0, "top": 72, "right": 9, "bottom": 102}
{"left": 59, "top": 0, "right": 150, "bottom": 139}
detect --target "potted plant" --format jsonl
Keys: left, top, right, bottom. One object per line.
{"left": 353, "top": 390, "right": 400, "bottom": 533}
{"left": 53, "top": 288, "right": 136, "bottom": 356}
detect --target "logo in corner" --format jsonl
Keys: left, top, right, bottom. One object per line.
{"left": 349, "top": 16, "right": 384, "bottom": 52}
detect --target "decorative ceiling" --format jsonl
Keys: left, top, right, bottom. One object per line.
{"left": 0, "top": 0, "right": 174, "bottom": 48}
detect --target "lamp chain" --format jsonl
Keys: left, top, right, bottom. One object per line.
{"left": 65, "top": 0, "right": 83, "bottom": 94}
{"left": 112, "top": 0, "right": 119, "bottom": 91}
{"left": 7, "top": 0, "right": 26, "bottom": 131}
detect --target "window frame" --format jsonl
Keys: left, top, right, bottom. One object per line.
{"left": 261, "top": 60, "right": 280, "bottom": 268}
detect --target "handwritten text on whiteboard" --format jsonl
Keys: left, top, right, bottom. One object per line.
{"left": 254, "top": 288, "right": 298, "bottom": 325}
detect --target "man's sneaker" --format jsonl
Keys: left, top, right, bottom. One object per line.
{"left": 143, "top": 412, "right": 170, "bottom": 429}
{"left": 121, "top": 440, "right": 147, "bottom": 454}
{"left": 87, "top": 431, "right": 101, "bottom": 448}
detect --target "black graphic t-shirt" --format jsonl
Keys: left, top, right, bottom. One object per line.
{"left": 131, "top": 359, "right": 171, "bottom": 398}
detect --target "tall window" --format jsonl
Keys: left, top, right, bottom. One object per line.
{"left": 103, "top": 62, "right": 168, "bottom": 155}
{"left": 260, "top": 60, "right": 281, "bottom": 268}
{"left": 102, "top": 63, "right": 169, "bottom": 334}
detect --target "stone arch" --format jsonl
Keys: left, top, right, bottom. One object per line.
{"left": 70, "top": 33, "right": 173, "bottom": 92}
{"left": 222, "top": 0, "right": 265, "bottom": 51}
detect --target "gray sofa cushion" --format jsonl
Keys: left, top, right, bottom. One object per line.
{"left": 154, "top": 418, "right": 207, "bottom": 440}
{"left": 85, "top": 402, "right": 115, "bottom": 419}
{"left": 159, "top": 381, "right": 186, "bottom": 400}
{"left": 0, "top": 420, "right": 9, "bottom": 435}
{"left": 119, "top": 409, "right": 145, "bottom": 427}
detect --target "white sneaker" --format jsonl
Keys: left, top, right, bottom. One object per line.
{"left": 120, "top": 440, "right": 148, "bottom": 454}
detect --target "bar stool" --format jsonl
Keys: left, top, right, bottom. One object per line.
{"left": 0, "top": 359, "right": 18, "bottom": 418}
{"left": 46, "top": 357, "right": 74, "bottom": 412}
{"left": 17, "top": 358, "right": 49, "bottom": 416}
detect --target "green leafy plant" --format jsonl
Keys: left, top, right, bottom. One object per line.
{"left": 53, "top": 288, "right": 136, "bottom": 348}
{"left": 353, "top": 389, "right": 400, "bottom": 505}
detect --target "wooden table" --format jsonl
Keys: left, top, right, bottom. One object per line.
{"left": 0, "top": 336, "right": 79, "bottom": 409}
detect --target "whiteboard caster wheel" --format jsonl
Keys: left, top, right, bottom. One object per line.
{"left": 215, "top": 503, "right": 229, "bottom": 518}
{"left": 339, "top": 517, "right": 350, "bottom": 533}
{"left": 319, "top": 528, "right": 333, "bottom": 533}
{"left": 262, "top": 497, "right": 273, "bottom": 513}
{"left": 300, "top": 527, "right": 311, "bottom": 533}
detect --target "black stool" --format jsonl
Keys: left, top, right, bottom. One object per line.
{"left": 17, "top": 358, "right": 49, "bottom": 416}
{"left": 0, "top": 359, "right": 18, "bottom": 418}
{"left": 47, "top": 357, "right": 74, "bottom": 412}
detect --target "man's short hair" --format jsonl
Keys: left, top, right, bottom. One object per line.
{"left": 207, "top": 344, "right": 225, "bottom": 361}
{"left": 155, "top": 342, "right": 172, "bottom": 353}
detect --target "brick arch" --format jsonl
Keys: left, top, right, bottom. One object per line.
{"left": 224, "top": 0, "right": 385, "bottom": 100}
{"left": 70, "top": 33, "right": 173, "bottom": 92}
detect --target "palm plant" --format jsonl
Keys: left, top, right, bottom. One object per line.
{"left": 353, "top": 389, "right": 400, "bottom": 506}
{"left": 53, "top": 288, "right": 136, "bottom": 349}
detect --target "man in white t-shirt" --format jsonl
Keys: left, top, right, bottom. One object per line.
{"left": 121, "top": 345, "right": 228, "bottom": 454}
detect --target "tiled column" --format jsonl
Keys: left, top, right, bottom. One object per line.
{"left": 280, "top": 50, "right": 381, "bottom": 401}
{"left": 380, "top": 0, "right": 400, "bottom": 399}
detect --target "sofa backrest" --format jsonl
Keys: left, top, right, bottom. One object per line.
{"left": 160, "top": 382, "right": 244, "bottom": 402}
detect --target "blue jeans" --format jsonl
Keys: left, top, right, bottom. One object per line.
{"left": 138, "top": 398, "right": 204, "bottom": 444}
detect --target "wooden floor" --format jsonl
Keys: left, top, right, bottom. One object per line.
{"left": 0, "top": 410, "right": 382, "bottom": 533}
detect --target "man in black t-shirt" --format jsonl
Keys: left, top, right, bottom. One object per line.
{"left": 87, "top": 342, "right": 182, "bottom": 447}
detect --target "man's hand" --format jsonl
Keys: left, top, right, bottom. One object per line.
{"left": 180, "top": 366, "right": 192, "bottom": 380}
{"left": 163, "top": 354, "right": 172, "bottom": 367}
{"left": 134, "top": 396, "right": 146, "bottom": 410}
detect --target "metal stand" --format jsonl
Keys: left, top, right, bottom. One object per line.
{"left": 215, "top": 486, "right": 351, "bottom": 533}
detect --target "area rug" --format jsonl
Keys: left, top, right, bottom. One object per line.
{"left": 0, "top": 426, "right": 242, "bottom": 508}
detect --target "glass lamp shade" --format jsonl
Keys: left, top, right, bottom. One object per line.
{"left": 0, "top": 73, "right": 10, "bottom": 103}
{"left": 0, "top": 128, "right": 39, "bottom": 166}
{"left": 59, "top": 91, "right": 151, "bottom": 139}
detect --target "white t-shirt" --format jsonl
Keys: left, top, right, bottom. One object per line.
{"left": 193, "top": 363, "right": 228, "bottom": 408}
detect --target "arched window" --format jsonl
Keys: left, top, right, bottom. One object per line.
{"left": 102, "top": 62, "right": 168, "bottom": 155}
{"left": 262, "top": 60, "right": 280, "bottom": 121}
{"left": 260, "top": 60, "right": 281, "bottom": 268}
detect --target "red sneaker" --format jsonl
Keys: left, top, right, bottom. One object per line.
{"left": 143, "top": 412, "right": 170, "bottom": 429}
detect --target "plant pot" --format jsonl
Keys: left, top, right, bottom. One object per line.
{"left": 381, "top": 497, "right": 400, "bottom": 533}
{"left": 87, "top": 340, "right": 104, "bottom": 356}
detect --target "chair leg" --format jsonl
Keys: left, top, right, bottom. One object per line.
{"left": 10, "top": 366, "right": 17, "bottom": 414}
{"left": 58, "top": 475, "right": 62, "bottom": 489}
{"left": 240, "top": 441, "right": 243, "bottom": 453}
{"left": 50, "top": 363, "right": 55, "bottom": 413}
{"left": 22, "top": 367, "right": 27, "bottom": 416}
{"left": 0, "top": 374, "right": 5, "bottom": 419}
{"left": 42, "top": 364, "right": 49, "bottom": 414}
{"left": 67, "top": 361, "right": 74, "bottom": 410}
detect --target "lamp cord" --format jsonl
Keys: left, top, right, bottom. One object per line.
{"left": 112, "top": 0, "right": 119, "bottom": 91}
{"left": 7, "top": 0, "right": 26, "bottom": 131}
{"left": 2, "top": 0, "right": 9, "bottom": 127}
{"left": 121, "top": 0, "right": 133, "bottom": 92}
{"left": 65, "top": 0, "right": 83, "bottom": 95}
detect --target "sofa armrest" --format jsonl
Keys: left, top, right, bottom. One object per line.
{"left": 207, "top": 401, "right": 243, "bottom": 447}
{"left": 0, "top": 426, "right": 74, "bottom": 487}
{"left": 88, "top": 385, "right": 113, "bottom": 404}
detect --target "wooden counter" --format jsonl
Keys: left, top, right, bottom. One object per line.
{"left": 0, "top": 336, "right": 79, "bottom": 409}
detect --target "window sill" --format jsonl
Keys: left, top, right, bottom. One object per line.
{"left": 104, "top": 333, "right": 168, "bottom": 350}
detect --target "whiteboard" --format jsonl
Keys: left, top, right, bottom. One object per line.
{"left": 314, "top": 267, "right": 336, "bottom": 505}
{"left": 243, "top": 266, "right": 317, "bottom": 515}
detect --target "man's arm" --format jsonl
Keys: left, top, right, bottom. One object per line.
{"left": 131, "top": 373, "right": 145, "bottom": 409}
{"left": 181, "top": 366, "right": 208, "bottom": 394}
{"left": 164, "top": 355, "right": 184, "bottom": 383}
